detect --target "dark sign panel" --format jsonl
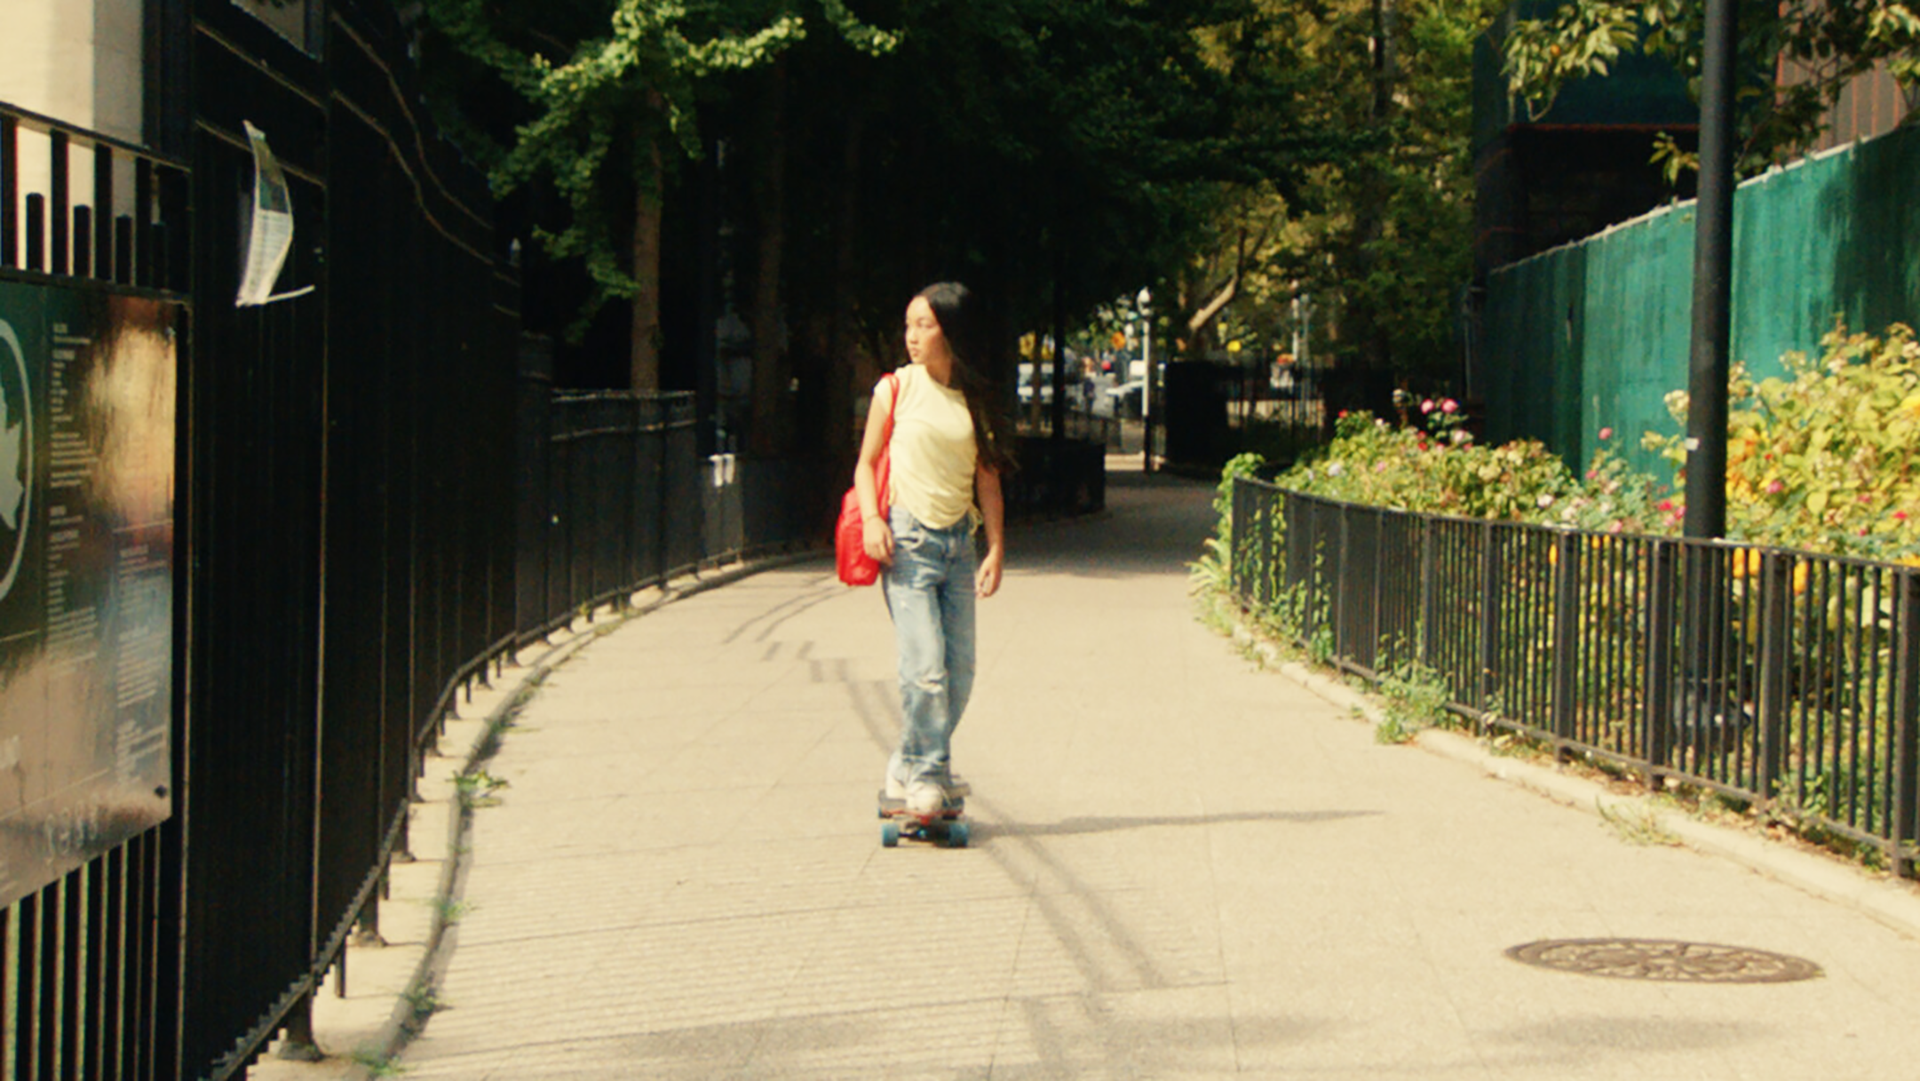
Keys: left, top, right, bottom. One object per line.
{"left": 0, "top": 281, "right": 176, "bottom": 906}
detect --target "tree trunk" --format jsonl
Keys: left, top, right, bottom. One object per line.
{"left": 749, "top": 60, "right": 790, "bottom": 457}
{"left": 1347, "top": 0, "right": 1396, "bottom": 376}
{"left": 630, "top": 111, "right": 665, "bottom": 392}
{"left": 827, "top": 113, "right": 863, "bottom": 458}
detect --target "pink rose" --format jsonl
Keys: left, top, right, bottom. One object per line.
{"left": 1420, "top": 399, "right": 1435, "bottom": 414}
{"left": 1441, "top": 399, "right": 1459, "bottom": 414}
{"left": 1598, "top": 427, "right": 1613, "bottom": 441}
{"left": 1766, "top": 480, "right": 1785, "bottom": 495}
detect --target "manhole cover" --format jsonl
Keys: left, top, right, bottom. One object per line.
{"left": 1505, "top": 938, "right": 1822, "bottom": 983}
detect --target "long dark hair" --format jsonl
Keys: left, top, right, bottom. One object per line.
{"left": 917, "top": 281, "right": 1017, "bottom": 474}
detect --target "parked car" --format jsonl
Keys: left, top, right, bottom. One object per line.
{"left": 1018, "top": 363, "right": 1102, "bottom": 410}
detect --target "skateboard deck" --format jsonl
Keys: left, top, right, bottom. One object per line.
{"left": 877, "top": 791, "right": 970, "bottom": 848}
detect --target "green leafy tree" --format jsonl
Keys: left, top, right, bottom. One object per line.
{"left": 1175, "top": 0, "right": 1499, "bottom": 389}
{"left": 420, "top": 0, "right": 895, "bottom": 390}
{"left": 1502, "top": 1, "right": 1920, "bottom": 177}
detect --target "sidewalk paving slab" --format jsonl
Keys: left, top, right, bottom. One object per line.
{"left": 254, "top": 467, "right": 1920, "bottom": 1081}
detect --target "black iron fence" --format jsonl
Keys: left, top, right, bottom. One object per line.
{"left": 1, "top": 93, "right": 190, "bottom": 1081}
{"left": 0, "top": 1, "right": 814, "bottom": 1078}
{"left": 1231, "top": 479, "right": 1920, "bottom": 876}
{"left": 515, "top": 369, "right": 819, "bottom": 642}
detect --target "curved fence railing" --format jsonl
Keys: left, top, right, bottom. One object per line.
{"left": 1230, "top": 478, "right": 1920, "bottom": 878}
{"left": 0, "top": 6, "right": 819, "bottom": 1078}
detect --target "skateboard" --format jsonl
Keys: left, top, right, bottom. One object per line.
{"left": 877, "top": 790, "right": 970, "bottom": 848}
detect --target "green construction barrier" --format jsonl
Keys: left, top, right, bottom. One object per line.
{"left": 1485, "top": 122, "right": 1920, "bottom": 481}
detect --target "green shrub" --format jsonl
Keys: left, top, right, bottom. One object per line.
{"left": 1645, "top": 320, "right": 1920, "bottom": 562}
{"left": 1275, "top": 401, "right": 1666, "bottom": 533}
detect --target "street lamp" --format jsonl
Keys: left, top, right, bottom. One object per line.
{"left": 1137, "top": 287, "right": 1153, "bottom": 471}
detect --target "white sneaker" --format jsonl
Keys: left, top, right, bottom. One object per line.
{"left": 905, "top": 780, "right": 946, "bottom": 816}
{"left": 888, "top": 771, "right": 966, "bottom": 801}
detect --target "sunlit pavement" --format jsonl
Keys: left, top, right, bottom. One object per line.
{"left": 274, "top": 467, "right": 1920, "bottom": 1080}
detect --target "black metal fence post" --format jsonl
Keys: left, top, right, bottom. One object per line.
{"left": 1644, "top": 539, "right": 1678, "bottom": 789}
{"left": 1757, "top": 551, "right": 1792, "bottom": 804}
{"left": 1550, "top": 532, "right": 1580, "bottom": 749}
{"left": 1228, "top": 477, "right": 1244, "bottom": 601}
{"left": 274, "top": 993, "right": 323, "bottom": 1062}
{"left": 1260, "top": 486, "right": 1278, "bottom": 613}
{"left": 1419, "top": 519, "right": 1437, "bottom": 669}
{"left": 1891, "top": 570, "right": 1920, "bottom": 878}
{"left": 1477, "top": 522, "right": 1501, "bottom": 718}
{"left": 1, "top": 113, "right": 16, "bottom": 267}
{"left": 1332, "top": 506, "right": 1350, "bottom": 660}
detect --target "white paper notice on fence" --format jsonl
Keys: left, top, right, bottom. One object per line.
{"left": 236, "top": 121, "right": 313, "bottom": 306}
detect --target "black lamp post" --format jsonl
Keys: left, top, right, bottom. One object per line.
{"left": 1674, "top": 0, "right": 1739, "bottom": 751}
{"left": 1683, "top": 0, "right": 1737, "bottom": 540}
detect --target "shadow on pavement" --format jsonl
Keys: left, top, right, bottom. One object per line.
{"left": 984, "top": 808, "right": 1380, "bottom": 841}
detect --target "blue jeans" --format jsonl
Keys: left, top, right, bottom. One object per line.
{"left": 883, "top": 506, "right": 977, "bottom": 790}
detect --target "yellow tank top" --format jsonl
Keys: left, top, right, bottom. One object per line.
{"left": 886, "top": 364, "right": 977, "bottom": 529}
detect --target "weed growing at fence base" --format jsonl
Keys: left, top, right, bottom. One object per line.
{"left": 453, "top": 769, "right": 510, "bottom": 809}
{"left": 351, "top": 1048, "right": 409, "bottom": 1078}
{"left": 1376, "top": 658, "right": 1450, "bottom": 744}
{"left": 1597, "top": 798, "right": 1682, "bottom": 847}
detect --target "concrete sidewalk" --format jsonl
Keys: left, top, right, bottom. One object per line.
{"left": 275, "top": 465, "right": 1920, "bottom": 1080}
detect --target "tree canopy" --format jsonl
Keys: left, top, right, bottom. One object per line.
{"left": 418, "top": 0, "right": 1499, "bottom": 442}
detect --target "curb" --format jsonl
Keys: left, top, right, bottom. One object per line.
{"left": 1225, "top": 614, "right": 1920, "bottom": 946}
{"left": 354, "top": 552, "right": 821, "bottom": 1077}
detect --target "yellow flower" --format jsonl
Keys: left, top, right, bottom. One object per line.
{"left": 1728, "top": 547, "right": 1761, "bottom": 580}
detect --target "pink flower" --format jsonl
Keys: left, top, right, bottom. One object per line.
{"left": 1766, "top": 480, "right": 1785, "bottom": 495}
{"left": 1420, "top": 399, "right": 1435, "bottom": 414}
{"left": 1585, "top": 469, "right": 1598, "bottom": 480}
{"left": 1897, "top": 511, "right": 1910, "bottom": 522}
{"left": 1441, "top": 399, "right": 1459, "bottom": 414}
{"left": 1598, "top": 427, "right": 1614, "bottom": 441}
{"left": 1657, "top": 499, "right": 1674, "bottom": 512}
{"left": 1337, "top": 410, "right": 1348, "bottom": 419}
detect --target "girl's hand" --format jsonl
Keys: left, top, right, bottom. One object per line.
{"left": 862, "top": 516, "right": 894, "bottom": 565}
{"left": 976, "top": 546, "right": 1003, "bottom": 598}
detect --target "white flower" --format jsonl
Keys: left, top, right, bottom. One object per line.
{"left": 1537, "top": 494, "right": 1555, "bottom": 508}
